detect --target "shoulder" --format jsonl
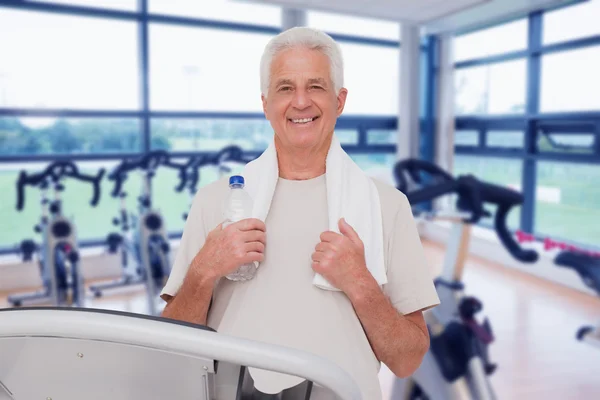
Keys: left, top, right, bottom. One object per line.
{"left": 369, "top": 177, "right": 411, "bottom": 221}
{"left": 192, "top": 176, "right": 230, "bottom": 207}
{"left": 187, "top": 177, "right": 230, "bottom": 230}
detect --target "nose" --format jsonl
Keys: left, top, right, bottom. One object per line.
{"left": 291, "top": 87, "right": 310, "bottom": 110}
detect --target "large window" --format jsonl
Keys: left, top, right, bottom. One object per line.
{"left": 452, "top": 5, "right": 600, "bottom": 249}
{"left": 540, "top": 46, "right": 600, "bottom": 113}
{"left": 350, "top": 153, "right": 397, "bottom": 186}
{"left": 535, "top": 162, "right": 600, "bottom": 244}
{"left": 0, "top": 4, "right": 398, "bottom": 254}
{"left": 306, "top": 10, "right": 400, "bottom": 41}
{"left": 149, "top": 0, "right": 281, "bottom": 27}
{"left": 543, "top": 0, "right": 600, "bottom": 45}
{"left": 150, "top": 119, "right": 273, "bottom": 152}
{"left": 454, "top": 19, "right": 527, "bottom": 62}
{"left": 0, "top": 117, "right": 141, "bottom": 156}
{"left": 149, "top": 25, "right": 272, "bottom": 112}
{"left": 0, "top": 9, "right": 138, "bottom": 110}
{"left": 454, "top": 60, "right": 526, "bottom": 115}
{"left": 340, "top": 42, "right": 400, "bottom": 115}
{"left": 29, "top": 1, "right": 137, "bottom": 11}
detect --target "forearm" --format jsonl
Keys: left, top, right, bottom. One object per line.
{"left": 160, "top": 261, "right": 216, "bottom": 326}
{"left": 348, "top": 276, "right": 430, "bottom": 378}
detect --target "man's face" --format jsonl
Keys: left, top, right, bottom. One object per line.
{"left": 262, "top": 47, "right": 348, "bottom": 151}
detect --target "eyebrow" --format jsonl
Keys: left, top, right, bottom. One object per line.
{"left": 274, "top": 78, "right": 328, "bottom": 87}
{"left": 275, "top": 79, "right": 294, "bottom": 87}
{"left": 307, "top": 78, "right": 328, "bottom": 87}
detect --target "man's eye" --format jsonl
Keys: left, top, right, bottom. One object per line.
{"left": 310, "top": 85, "right": 324, "bottom": 90}
{"left": 279, "top": 86, "right": 292, "bottom": 92}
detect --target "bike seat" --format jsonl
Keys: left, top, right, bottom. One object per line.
{"left": 554, "top": 251, "right": 600, "bottom": 295}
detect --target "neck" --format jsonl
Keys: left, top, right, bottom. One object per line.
{"left": 275, "top": 136, "right": 331, "bottom": 180}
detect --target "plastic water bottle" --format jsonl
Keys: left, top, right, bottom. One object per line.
{"left": 223, "top": 175, "right": 257, "bottom": 281}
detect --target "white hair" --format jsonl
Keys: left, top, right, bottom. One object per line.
{"left": 260, "top": 27, "right": 344, "bottom": 97}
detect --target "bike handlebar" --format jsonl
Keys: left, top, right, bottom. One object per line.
{"left": 395, "top": 158, "right": 539, "bottom": 263}
{"left": 394, "top": 159, "right": 454, "bottom": 193}
{"left": 16, "top": 161, "right": 105, "bottom": 211}
{"left": 173, "top": 146, "right": 251, "bottom": 193}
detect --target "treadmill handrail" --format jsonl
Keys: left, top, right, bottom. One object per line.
{"left": 0, "top": 308, "right": 362, "bottom": 400}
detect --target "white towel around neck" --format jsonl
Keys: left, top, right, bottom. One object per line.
{"left": 241, "top": 135, "right": 387, "bottom": 291}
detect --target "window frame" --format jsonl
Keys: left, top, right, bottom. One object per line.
{"left": 0, "top": 0, "right": 403, "bottom": 254}
{"left": 452, "top": 8, "right": 600, "bottom": 247}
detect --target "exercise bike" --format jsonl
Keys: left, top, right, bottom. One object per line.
{"left": 8, "top": 161, "right": 104, "bottom": 308}
{"left": 554, "top": 250, "right": 600, "bottom": 350}
{"left": 177, "top": 145, "right": 254, "bottom": 221}
{"left": 391, "top": 159, "right": 538, "bottom": 400}
{"left": 89, "top": 151, "right": 184, "bottom": 315}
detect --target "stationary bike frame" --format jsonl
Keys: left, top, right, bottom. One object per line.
{"left": 417, "top": 214, "right": 495, "bottom": 400}
{"left": 8, "top": 162, "right": 104, "bottom": 308}
{"left": 392, "top": 159, "right": 538, "bottom": 400}
{"left": 91, "top": 151, "right": 177, "bottom": 315}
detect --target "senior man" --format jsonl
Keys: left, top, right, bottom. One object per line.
{"left": 160, "top": 27, "right": 439, "bottom": 399}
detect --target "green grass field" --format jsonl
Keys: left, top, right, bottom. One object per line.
{"left": 1, "top": 156, "right": 598, "bottom": 250}
{"left": 0, "top": 166, "right": 225, "bottom": 250}
{"left": 454, "top": 156, "right": 600, "bottom": 246}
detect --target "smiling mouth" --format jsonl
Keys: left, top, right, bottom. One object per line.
{"left": 288, "top": 116, "right": 319, "bottom": 124}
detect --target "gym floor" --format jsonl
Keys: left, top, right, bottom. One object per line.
{"left": 1, "top": 240, "right": 599, "bottom": 400}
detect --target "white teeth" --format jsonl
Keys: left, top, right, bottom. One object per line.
{"left": 291, "top": 117, "right": 315, "bottom": 124}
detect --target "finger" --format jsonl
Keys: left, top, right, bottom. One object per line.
{"left": 339, "top": 218, "right": 362, "bottom": 246}
{"left": 311, "top": 251, "right": 325, "bottom": 262}
{"left": 245, "top": 241, "right": 265, "bottom": 254}
{"left": 237, "top": 218, "right": 266, "bottom": 232}
{"left": 241, "top": 230, "right": 266, "bottom": 245}
{"left": 242, "top": 251, "right": 265, "bottom": 264}
{"left": 315, "top": 241, "right": 334, "bottom": 253}
{"left": 320, "top": 231, "right": 341, "bottom": 243}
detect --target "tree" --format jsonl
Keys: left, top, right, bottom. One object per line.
{"left": 48, "top": 119, "right": 82, "bottom": 154}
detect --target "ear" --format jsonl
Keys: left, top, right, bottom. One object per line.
{"left": 261, "top": 93, "right": 269, "bottom": 120}
{"left": 336, "top": 88, "right": 348, "bottom": 117}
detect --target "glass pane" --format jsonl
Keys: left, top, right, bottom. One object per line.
{"left": 150, "top": 25, "right": 272, "bottom": 112}
{"left": 341, "top": 43, "right": 399, "bottom": 116}
{"left": 540, "top": 46, "right": 600, "bottom": 112}
{"left": 0, "top": 160, "right": 148, "bottom": 248}
{"left": 149, "top": 0, "right": 281, "bottom": 26}
{"left": 453, "top": 156, "right": 522, "bottom": 229}
{"left": 29, "top": 0, "right": 137, "bottom": 11}
{"left": 306, "top": 10, "right": 400, "bottom": 41}
{"left": 454, "top": 130, "right": 479, "bottom": 146}
{"left": 537, "top": 132, "right": 596, "bottom": 154}
{"left": 0, "top": 9, "right": 138, "bottom": 109}
{"left": 151, "top": 119, "right": 272, "bottom": 152}
{"left": 350, "top": 153, "right": 397, "bottom": 186}
{"left": 487, "top": 131, "right": 524, "bottom": 148}
{"left": 455, "top": 59, "right": 526, "bottom": 115}
{"left": 0, "top": 117, "right": 140, "bottom": 156}
{"left": 335, "top": 129, "right": 359, "bottom": 145}
{"left": 543, "top": 0, "right": 600, "bottom": 45}
{"left": 367, "top": 130, "right": 397, "bottom": 145}
{"left": 536, "top": 162, "right": 600, "bottom": 245}
{"left": 454, "top": 19, "right": 528, "bottom": 62}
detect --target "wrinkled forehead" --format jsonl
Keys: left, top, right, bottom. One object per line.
{"left": 269, "top": 47, "right": 332, "bottom": 85}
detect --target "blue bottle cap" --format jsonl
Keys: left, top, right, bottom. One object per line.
{"left": 229, "top": 175, "right": 245, "bottom": 186}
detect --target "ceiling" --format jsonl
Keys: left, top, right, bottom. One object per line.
{"left": 423, "top": 0, "right": 581, "bottom": 34}
{"left": 240, "top": 0, "right": 582, "bottom": 34}
{"left": 241, "top": 0, "right": 489, "bottom": 24}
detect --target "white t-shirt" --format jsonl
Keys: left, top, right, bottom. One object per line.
{"left": 161, "top": 174, "right": 440, "bottom": 399}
